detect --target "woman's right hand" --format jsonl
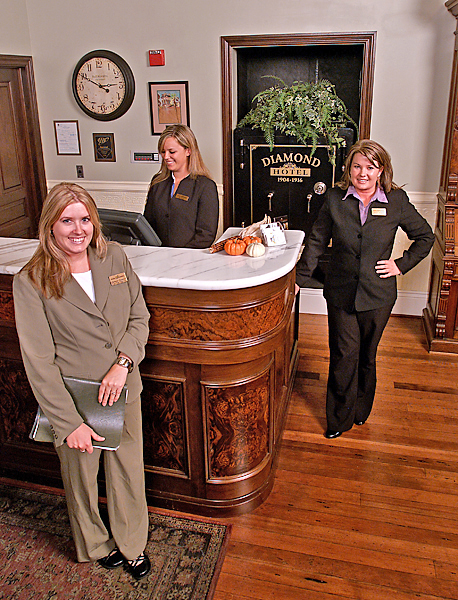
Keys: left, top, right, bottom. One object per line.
{"left": 66, "top": 423, "right": 105, "bottom": 454}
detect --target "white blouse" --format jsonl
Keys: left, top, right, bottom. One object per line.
{"left": 72, "top": 270, "right": 95, "bottom": 303}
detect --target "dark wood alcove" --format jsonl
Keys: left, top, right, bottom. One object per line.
{"left": 423, "top": 0, "right": 458, "bottom": 353}
{"left": 221, "top": 32, "right": 377, "bottom": 229}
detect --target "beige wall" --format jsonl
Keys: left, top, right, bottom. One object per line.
{"left": 0, "top": 0, "right": 455, "bottom": 313}
{"left": 0, "top": 0, "right": 31, "bottom": 55}
{"left": 0, "top": 0, "right": 452, "bottom": 191}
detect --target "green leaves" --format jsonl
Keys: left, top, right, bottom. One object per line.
{"left": 237, "top": 77, "right": 357, "bottom": 164}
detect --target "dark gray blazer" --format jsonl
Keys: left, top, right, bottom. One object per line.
{"left": 296, "top": 187, "right": 434, "bottom": 312}
{"left": 144, "top": 174, "right": 219, "bottom": 248}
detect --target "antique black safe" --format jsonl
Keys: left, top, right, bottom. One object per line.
{"left": 233, "top": 128, "right": 354, "bottom": 235}
{"left": 233, "top": 128, "right": 354, "bottom": 286}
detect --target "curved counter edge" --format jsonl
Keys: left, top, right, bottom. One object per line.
{"left": 0, "top": 231, "right": 303, "bottom": 516}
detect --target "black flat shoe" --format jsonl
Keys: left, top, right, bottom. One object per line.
{"left": 125, "top": 552, "right": 151, "bottom": 580}
{"left": 325, "top": 430, "right": 342, "bottom": 439}
{"left": 98, "top": 547, "right": 126, "bottom": 569}
{"left": 354, "top": 420, "right": 366, "bottom": 426}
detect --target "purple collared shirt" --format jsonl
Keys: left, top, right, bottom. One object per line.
{"left": 343, "top": 185, "right": 388, "bottom": 225}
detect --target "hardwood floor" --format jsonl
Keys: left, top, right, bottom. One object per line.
{"left": 214, "top": 314, "right": 458, "bottom": 600}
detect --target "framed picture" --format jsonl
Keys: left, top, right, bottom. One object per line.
{"left": 93, "top": 133, "right": 116, "bottom": 162}
{"left": 54, "top": 120, "right": 81, "bottom": 155}
{"left": 149, "top": 81, "right": 189, "bottom": 135}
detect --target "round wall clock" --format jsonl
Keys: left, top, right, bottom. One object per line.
{"left": 72, "top": 50, "right": 135, "bottom": 121}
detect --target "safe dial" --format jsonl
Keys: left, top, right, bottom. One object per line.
{"left": 313, "top": 182, "right": 327, "bottom": 195}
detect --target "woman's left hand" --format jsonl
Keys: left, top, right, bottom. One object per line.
{"left": 98, "top": 364, "right": 129, "bottom": 406}
{"left": 375, "top": 259, "right": 401, "bottom": 278}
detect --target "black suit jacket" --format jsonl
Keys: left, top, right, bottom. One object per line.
{"left": 144, "top": 174, "right": 219, "bottom": 248}
{"left": 296, "top": 187, "right": 434, "bottom": 312}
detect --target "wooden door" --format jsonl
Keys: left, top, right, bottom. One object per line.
{"left": 0, "top": 56, "right": 46, "bottom": 238}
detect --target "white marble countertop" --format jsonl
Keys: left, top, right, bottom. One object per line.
{"left": 0, "top": 228, "right": 304, "bottom": 291}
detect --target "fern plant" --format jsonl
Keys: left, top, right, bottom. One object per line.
{"left": 237, "top": 76, "right": 357, "bottom": 164}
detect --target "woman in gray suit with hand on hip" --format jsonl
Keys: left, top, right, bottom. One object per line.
{"left": 13, "top": 183, "right": 151, "bottom": 579}
{"left": 296, "top": 140, "right": 434, "bottom": 439}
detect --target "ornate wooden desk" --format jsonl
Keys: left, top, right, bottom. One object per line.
{"left": 0, "top": 230, "right": 303, "bottom": 515}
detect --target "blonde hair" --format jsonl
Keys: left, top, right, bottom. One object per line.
{"left": 23, "top": 182, "right": 107, "bottom": 298}
{"left": 149, "top": 124, "right": 211, "bottom": 188}
{"left": 337, "top": 139, "right": 399, "bottom": 193}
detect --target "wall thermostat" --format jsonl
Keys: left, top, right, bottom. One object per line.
{"left": 131, "top": 151, "right": 160, "bottom": 163}
{"left": 149, "top": 50, "right": 165, "bottom": 66}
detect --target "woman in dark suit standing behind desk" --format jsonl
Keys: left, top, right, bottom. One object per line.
{"left": 296, "top": 140, "right": 434, "bottom": 439}
{"left": 13, "top": 183, "right": 151, "bottom": 579}
{"left": 144, "top": 124, "right": 219, "bottom": 248}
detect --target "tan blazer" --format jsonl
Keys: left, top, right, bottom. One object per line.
{"left": 13, "top": 243, "right": 150, "bottom": 447}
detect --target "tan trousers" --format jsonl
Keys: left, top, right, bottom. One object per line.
{"left": 56, "top": 398, "right": 148, "bottom": 562}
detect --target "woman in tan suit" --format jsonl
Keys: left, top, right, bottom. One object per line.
{"left": 13, "top": 183, "right": 151, "bottom": 580}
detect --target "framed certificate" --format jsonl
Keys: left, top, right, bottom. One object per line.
{"left": 54, "top": 120, "right": 81, "bottom": 155}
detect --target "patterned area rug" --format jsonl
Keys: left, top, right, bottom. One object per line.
{"left": 0, "top": 482, "right": 230, "bottom": 600}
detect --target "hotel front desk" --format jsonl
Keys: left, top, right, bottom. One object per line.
{"left": 0, "top": 229, "right": 304, "bottom": 516}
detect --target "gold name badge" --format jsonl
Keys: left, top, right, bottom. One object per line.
{"left": 109, "top": 272, "right": 128, "bottom": 285}
{"left": 372, "top": 207, "right": 387, "bottom": 216}
{"left": 175, "top": 193, "right": 189, "bottom": 202}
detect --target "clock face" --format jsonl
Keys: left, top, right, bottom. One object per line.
{"left": 72, "top": 50, "right": 135, "bottom": 121}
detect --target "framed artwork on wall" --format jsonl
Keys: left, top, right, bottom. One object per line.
{"left": 93, "top": 133, "right": 116, "bottom": 162}
{"left": 149, "top": 81, "right": 189, "bottom": 135}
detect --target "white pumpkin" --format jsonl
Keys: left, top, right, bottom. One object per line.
{"left": 245, "top": 241, "right": 266, "bottom": 257}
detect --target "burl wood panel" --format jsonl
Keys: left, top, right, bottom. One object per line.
{"left": 0, "top": 359, "right": 36, "bottom": 443}
{"left": 149, "top": 293, "right": 285, "bottom": 341}
{"left": 141, "top": 376, "right": 187, "bottom": 475}
{"left": 205, "top": 370, "right": 270, "bottom": 480}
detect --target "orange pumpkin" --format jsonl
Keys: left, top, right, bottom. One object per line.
{"left": 224, "top": 237, "right": 246, "bottom": 255}
{"left": 243, "top": 235, "right": 262, "bottom": 246}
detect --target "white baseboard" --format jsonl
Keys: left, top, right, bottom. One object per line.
{"left": 299, "top": 288, "right": 428, "bottom": 316}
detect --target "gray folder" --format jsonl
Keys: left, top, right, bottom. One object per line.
{"left": 29, "top": 376, "right": 127, "bottom": 451}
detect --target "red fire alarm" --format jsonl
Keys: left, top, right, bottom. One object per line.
{"left": 149, "top": 50, "right": 165, "bottom": 66}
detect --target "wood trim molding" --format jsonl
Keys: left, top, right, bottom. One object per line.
{"left": 446, "top": 0, "right": 458, "bottom": 19}
{"left": 0, "top": 54, "right": 47, "bottom": 226}
{"left": 220, "top": 32, "right": 377, "bottom": 230}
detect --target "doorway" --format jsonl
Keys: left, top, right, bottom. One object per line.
{"left": 0, "top": 55, "right": 46, "bottom": 238}
{"left": 221, "top": 32, "right": 377, "bottom": 229}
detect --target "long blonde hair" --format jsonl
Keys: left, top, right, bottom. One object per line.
{"left": 337, "top": 139, "right": 400, "bottom": 193}
{"left": 23, "top": 182, "right": 107, "bottom": 299}
{"left": 149, "top": 124, "right": 211, "bottom": 189}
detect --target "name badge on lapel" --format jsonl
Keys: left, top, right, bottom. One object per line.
{"left": 175, "top": 193, "right": 189, "bottom": 202}
{"left": 372, "top": 207, "right": 387, "bottom": 216}
{"left": 109, "top": 273, "right": 128, "bottom": 286}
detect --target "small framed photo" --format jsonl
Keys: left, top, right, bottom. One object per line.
{"left": 54, "top": 120, "right": 81, "bottom": 155}
{"left": 93, "top": 133, "right": 116, "bottom": 162}
{"left": 149, "top": 81, "right": 190, "bottom": 135}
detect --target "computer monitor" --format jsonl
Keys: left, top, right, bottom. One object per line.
{"left": 97, "top": 208, "right": 162, "bottom": 246}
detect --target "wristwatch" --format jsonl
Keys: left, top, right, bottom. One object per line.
{"left": 116, "top": 356, "right": 133, "bottom": 373}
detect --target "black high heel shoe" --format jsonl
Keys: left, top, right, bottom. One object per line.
{"left": 325, "top": 430, "right": 342, "bottom": 439}
{"left": 125, "top": 552, "right": 151, "bottom": 580}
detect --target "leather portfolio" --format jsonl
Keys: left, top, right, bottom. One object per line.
{"left": 29, "top": 376, "right": 127, "bottom": 451}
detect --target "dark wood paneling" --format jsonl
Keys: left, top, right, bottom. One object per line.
{"left": 0, "top": 269, "right": 299, "bottom": 516}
